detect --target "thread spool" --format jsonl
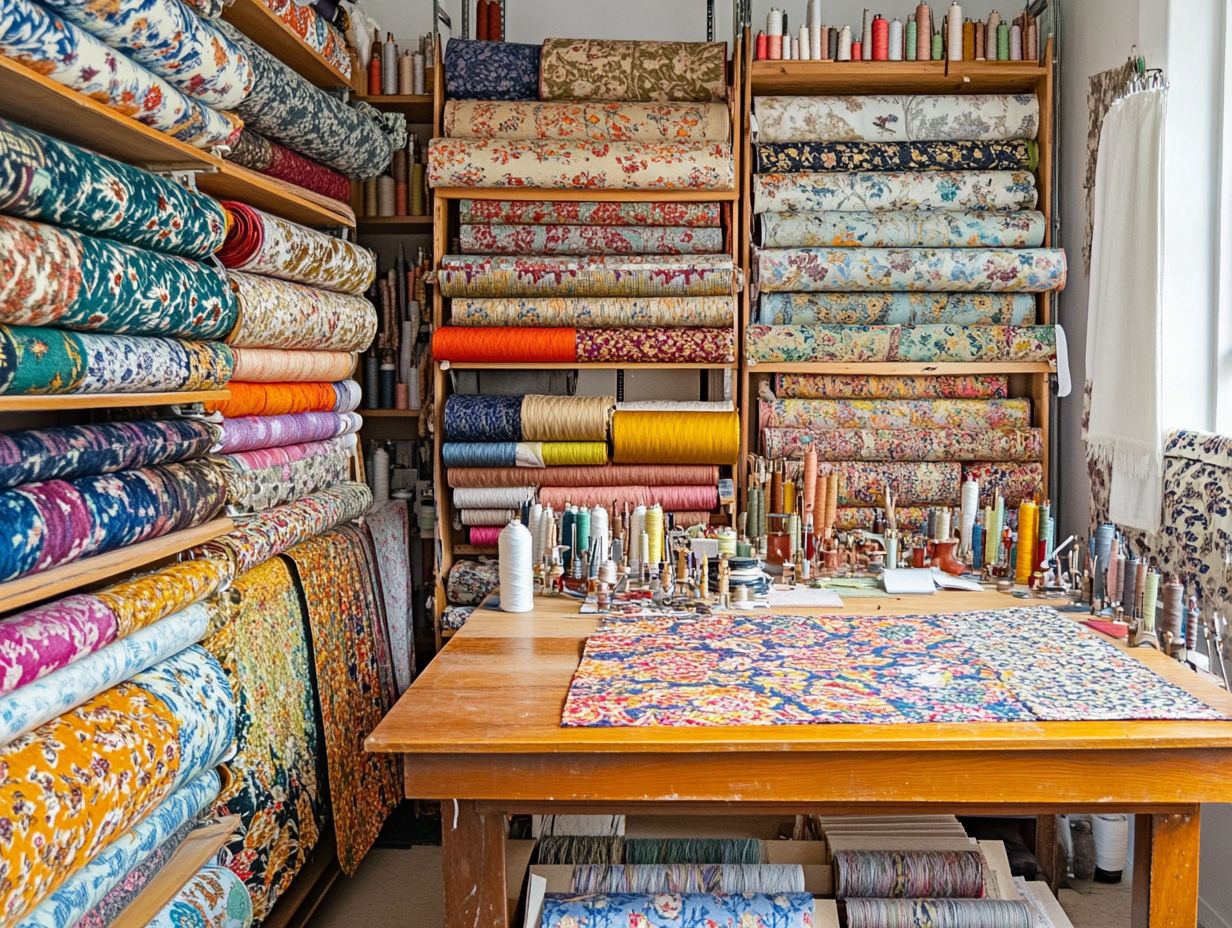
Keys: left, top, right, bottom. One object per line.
{"left": 1143, "top": 571, "right": 1160, "bottom": 631}
{"left": 1014, "top": 500, "right": 1037, "bottom": 584}
{"left": 782, "top": 480, "right": 796, "bottom": 515}
{"left": 523, "top": 395, "right": 612, "bottom": 442}
{"left": 871, "top": 15, "right": 889, "bottom": 59}
{"left": 610, "top": 411, "right": 738, "bottom": 465}
{"left": 996, "top": 22, "right": 1010, "bottom": 59}
{"left": 363, "top": 178, "right": 378, "bottom": 217}
{"left": 397, "top": 52, "right": 412, "bottom": 94}
{"left": 770, "top": 471, "right": 784, "bottom": 514}
{"left": 410, "top": 164, "right": 426, "bottom": 216}
{"left": 376, "top": 176, "right": 396, "bottom": 217}
{"left": 599, "top": 559, "right": 618, "bottom": 585}
{"left": 413, "top": 51, "right": 426, "bottom": 94}
{"left": 962, "top": 19, "right": 974, "bottom": 59}
{"left": 1092, "top": 815, "right": 1128, "bottom": 880}
{"left": 499, "top": 520, "right": 534, "bottom": 612}
{"left": 768, "top": 33, "right": 783, "bottom": 59}
{"left": 1161, "top": 579, "right": 1184, "bottom": 647}
{"left": 850, "top": 39, "right": 862, "bottom": 60}
{"left": 644, "top": 505, "right": 664, "bottom": 566}
{"left": 809, "top": 24, "right": 822, "bottom": 59}
{"left": 487, "top": 0, "right": 501, "bottom": 39}
{"left": 590, "top": 505, "right": 609, "bottom": 569}
{"left": 573, "top": 506, "right": 591, "bottom": 562}
{"left": 975, "top": 21, "right": 985, "bottom": 58}
{"left": 367, "top": 44, "right": 381, "bottom": 96}
{"left": 802, "top": 450, "right": 818, "bottom": 516}
{"left": 946, "top": 3, "right": 963, "bottom": 60}
{"left": 528, "top": 502, "right": 543, "bottom": 564}
{"left": 1122, "top": 557, "right": 1138, "bottom": 612}
{"left": 905, "top": 18, "right": 917, "bottom": 59}
{"left": 717, "top": 528, "right": 737, "bottom": 557}
{"left": 363, "top": 356, "right": 379, "bottom": 408}
{"left": 1009, "top": 23, "right": 1022, "bottom": 60}
{"left": 828, "top": 27, "right": 839, "bottom": 59}
{"left": 959, "top": 479, "right": 978, "bottom": 556}
{"left": 888, "top": 18, "right": 903, "bottom": 60}
{"left": 915, "top": 3, "right": 931, "bottom": 60}
{"left": 837, "top": 25, "right": 853, "bottom": 60}
{"left": 382, "top": 33, "right": 397, "bottom": 95}
{"left": 373, "top": 445, "right": 390, "bottom": 503}
{"left": 392, "top": 150, "right": 408, "bottom": 186}
{"left": 395, "top": 383, "right": 409, "bottom": 409}
{"left": 630, "top": 505, "right": 646, "bottom": 570}
{"left": 861, "top": 8, "right": 873, "bottom": 59}
{"left": 931, "top": 30, "right": 943, "bottom": 59}
{"left": 935, "top": 509, "right": 951, "bottom": 542}
{"left": 756, "top": 31, "right": 768, "bottom": 60}
{"left": 379, "top": 363, "right": 395, "bottom": 409}
{"left": 476, "top": 0, "right": 489, "bottom": 40}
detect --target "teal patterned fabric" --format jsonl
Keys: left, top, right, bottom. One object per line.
{"left": 758, "top": 292, "right": 1037, "bottom": 325}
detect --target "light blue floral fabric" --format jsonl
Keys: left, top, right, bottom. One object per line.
{"left": 148, "top": 865, "right": 253, "bottom": 928}
{"left": 541, "top": 892, "right": 815, "bottom": 927}
{"left": 758, "top": 292, "right": 1037, "bottom": 326}
{"left": 758, "top": 210, "right": 1046, "bottom": 249}
{"left": 753, "top": 170, "right": 1037, "bottom": 214}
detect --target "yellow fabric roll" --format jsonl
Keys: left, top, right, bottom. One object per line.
{"left": 540, "top": 442, "right": 609, "bottom": 467}
{"left": 611, "top": 411, "right": 740, "bottom": 465}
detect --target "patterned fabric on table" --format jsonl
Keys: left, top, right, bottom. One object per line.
{"left": 753, "top": 170, "right": 1037, "bottom": 214}
{"left": 819, "top": 461, "right": 961, "bottom": 506}
{"left": 441, "top": 605, "right": 475, "bottom": 631}
{"left": 218, "top": 202, "right": 376, "bottom": 295}
{"left": 148, "top": 865, "right": 253, "bottom": 928}
{"left": 755, "top": 138, "right": 1037, "bottom": 173}
{"left": 560, "top": 608, "right": 1225, "bottom": 727}
{"left": 218, "top": 436, "right": 353, "bottom": 511}
{"left": 0, "top": 215, "right": 237, "bottom": 338}
{"left": 759, "top": 292, "right": 1036, "bottom": 325}
{"left": 575, "top": 327, "right": 735, "bottom": 363}
{"left": 428, "top": 138, "right": 735, "bottom": 191}
{"left": 760, "top": 397, "right": 1031, "bottom": 430}
{"left": 773, "top": 373, "right": 1010, "bottom": 399}
{"left": 446, "top": 558, "right": 499, "bottom": 606}
{"left": 437, "top": 254, "right": 735, "bottom": 298}
{"left": 451, "top": 296, "right": 732, "bottom": 328}
{"left": 225, "top": 271, "right": 377, "bottom": 352}
{"left": 746, "top": 324, "right": 1056, "bottom": 364}
{"left": 444, "top": 100, "right": 730, "bottom": 142}
{"left": 281, "top": 528, "right": 400, "bottom": 875}
{"left": 443, "top": 38, "right": 541, "bottom": 100}
{"left": 0, "top": 0, "right": 240, "bottom": 149}
{"left": 217, "top": 411, "right": 362, "bottom": 454}
{"left": 762, "top": 427, "right": 1042, "bottom": 462}
{"left": 230, "top": 348, "right": 356, "bottom": 382}
{"left": 0, "top": 326, "right": 234, "bottom": 395}
{"left": 0, "top": 458, "right": 226, "bottom": 583}
{"left": 539, "top": 39, "right": 727, "bottom": 102}
{"left": 0, "top": 117, "right": 227, "bottom": 257}
{"left": 260, "top": 0, "right": 350, "bottom": 78}
{"left": 752, "top": 94, "right": 1040, "bottom": 143}
{"left": 202, "top": 557, "right": 323, "bottom": 921}
{"left": 364, "top": 501, "right": 415, "bottom": 695}
{"left": 458, "top": 199, "right": 722, "bottom": 227}
{"left": 541, "top": 893, "right": 815, "bottom": 926}
{"left": 37, "top": 0, "right": 254, "bottom": 107}
{"left": 757, "top": 210, "right": 1046, "bottom": 249}
{"left": 205, "top": 381, "right": 360, "bottom": 418}
{"left": 963, "top": 461, "right": 1045, "bottom": 505}
{"left": 458, "top": 223, "right": 724, "bottom": 256}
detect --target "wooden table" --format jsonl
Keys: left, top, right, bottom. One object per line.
{"left": 367, "top": 592, "right": 1232, "bottom": 928}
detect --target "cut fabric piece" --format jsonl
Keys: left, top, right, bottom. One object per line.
{"left": 757, "top": 138, "right": 1037, "bottom": 173}
{"left": 760, "top": 398, "right": 1032, "bottom": 431}
{"left": 428, "top": 138, "right": 734, "bottom": 191}
{"left": 773, "top": 373, "right": 1010, "bottom": 399}
{"left": 438, "top": 254, "right": 735, "bottom": 298}
{"left": 230, "top": 347, "right": 356, "bottom": 382}
{"left": 444, "top": 100, "right": 730, "bottom": 142}
{"left": 451, "top": 296, "right": 732, "bottom": 328}
{"left": 747, "top": 324, "right": 1056, "bottom": 363}
{"left": 447, "top": 465, "right": 719, "bottom": 489}
{"left": 459, "top": 224, "right": 724, "bottom": 256}
{"left": 443, "top": 38, "right": 540, "bottom": 100}
{"left": 260, "top": 0, "right": 350, "bottom": 77}
{"left": 762, "top": 428, "right": 1042, "bottom": 462}
{"left": 364, "top": 501, "right": 415, "bottom": 696}
{"left": 147, "top": 865, "right": 253, "bottom": 928}
{"left": 225, "top": 271, "right": 377, "bottom": 352}
{"left": 753, "top": 171, "right": 1037, "bottom": 214}
{"left": 539, "top": 38, "right": 727, "bottom": 102}
{"left": 225, "top": 129, "right": 352, "bottom": 204}
{"left": 541, "top": 893, "right": 815, "bottom": 926}
{"left": 758, "top": 210, "right": 1046, "bottom": 249}
{"left": 458, "top": 199, "right": 722, "bottom": 227}
{"left": 446, "top": 559, "right": 499, "bottom": 606}
{"left": 759, "top": 292, "right": 1036, "bottom": 325}
{"left": 218, "top": 436, "right": 353, "bottom": 511}
{"left": 441, "top": 605, "right": 474, "bottom": 630}
{"left": 962, "top": 461, "right": 1045, "bottom": 505}
{"left": 216, "top": 411, "right": 362, "bottom": 454}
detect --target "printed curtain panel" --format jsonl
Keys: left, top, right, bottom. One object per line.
{"left": 760, "top": 397, "right": 1032, "bottom": 431}
{"left": 754, "top": 138, "right": 1037, "bottom": 173}
{"left": 758, "top": 292, "right": 1036, "bottom": 325}
{"left": 225, "top": 271, "right": 377, "bottom": 352}
{"left": 230, "top": 348, "right": 357, "bottom": 382}
{"left": 757, "top": 210, "right": 1046, "bottom": 248}
{"left": 539, "top": 39, "right": 727, "bottom": 102}
{"left": 225, "top": 130, "right": 352, "bottom": 204}
{"left": 450, "top": 296, "right": 733, "bottom": 328}
{"left": 458, "top": 199, "right": 722, "bottom": 227}
{"left": 443, "top": 38, "right": 541, "bottom": 100}
{"left": 458, "top": 223, "right": 724, "bottom": 256}
{"left": 761, "top": 427, "right": 1043, "bottom": 462}
{"left": 216, "top": 411, "right": 362, "bottom": 454}
{"left": 444, "top": 101, "right": 730, "bottom": 142}
{"left": 746, "top": 324, "right": 1056, "bottom": 363}
{"left": 753, "top": 170, "right": 1037, "bottom": 214}
{"left": 772, "top": 373, "right": 1010, "bottom": 399}
{"left": 437, "top": 254, "right": 735, "bottom": 298}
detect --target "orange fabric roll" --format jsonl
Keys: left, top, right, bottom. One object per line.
{"left": 206, "top": 382, "right": 342, "bottom": 417}
{"left": 431, "top": 326, "right": 577, "bottom": 363}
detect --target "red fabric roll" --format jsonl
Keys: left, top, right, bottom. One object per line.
{"left": 431, "top": 326, "right": 577, "bottom": 363}
{"left": 265, "top": 141, "right": 352, "bottom": 204}
{"left": 215, "top": 202, "right": 264, "bottom": 269}
{"left": 447, "top": 464, "right": 719, "bottom": 488}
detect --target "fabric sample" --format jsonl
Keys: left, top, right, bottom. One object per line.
{"left": 773, "top": 373, "right": 1010, "bottom": 399}
{"left": 427, "top": 138, "right": 734, "bottom": 191}
{"left": 218, "top": 202, "right": 376, "bottom": 295}
{"left": 217, "top": 411, "right": 361, "bottom": 454}
{"left": 539, "top": 39, "right": 727, "bottom": 102}
{"left": 759, "top": 292, "right": 1036, "bottom": 325}
{"left": 207, "top": 381, "right": 360, "bottom": 417}
{"left": 762, "top": 428, "right": 1042, "bottom": 462}
{"left": 760, "top": 398, "right": 1032, "bottom": 431}
{"left": 459, "top": 223, "right": 724, "bottom": 256}
{"left": 752, "top": 94, "right": 1040, "bottom": 143}
{"left": 754, "top": 170, "right": 1038, "bottom": 214}
{"left": 218, "top": 436, "right": 352, "bottom": 511}
{"left": 746, "top": 324, "right": 1057, "bottom": 363}
{"left": 451, "top": 296, "right": 733, "bottom": 328}
{"left": 225, "top": 129, "right": 352, "bottom": 204}
{"left": 458, "top": 199, "right": 722, "bottom": 227}
{"left": 446, "top": 465, "right": 719, "bottom": 489}
{"left": 443, "top": 38, "right": 540, "bottom": 100}
{"left": 226, "top": 271, "right": 376, "bottom": 351}
{"left": 230, "top": 348, "right": 356, "bottom": 383}
{"left": 0, "top": 117, "right": 227, "bottom": 257}
{"left": 364, "top": 501, "right": 415, "bottom": 696}
{"left": 444, "top": 100, "right": 730, "bottom": 142}
{"left": 755, "top": 138, "right": 1037, "bottom": 173}
{"left": 260, "top": 0, "right": 350, "bottom": 77}
{"left": 147, "top": 865, "right": 253, "bottom": 928}
{"left": 758, "top": 210, "right": 1046, "bottom": 249}
{"left": 541, "top": 893, "right": 815, "bottom": 926}
{"left": 446, "top": 558, "right": 499, "bottom": 606}
{"left": 438, "top": 254, "right": 735, "bottom": 298}
{"left": 962, "top": 461, "right": 1045, "bottom": 505}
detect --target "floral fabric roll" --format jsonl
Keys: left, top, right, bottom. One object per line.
{"left": 74, "top": 821, "right": 195, "bottom": 928}
{"left": 218, "top": 436, "right": 353, "bottom": 511}
{"left": 230, "top": 347, "right": 356, "bottom": 382}
{"left": 0, "top": 117, "right": 227, "bottom": 257}
{"left": 147, "top": 865, "right": 253, "bottom": 928}
{"left": 444, "top": 100, "right": 730, "bottom": 142}
{"left": 752, "top": 93, "right": 1040, "bottom": 143}
{"left": 451, "top": 296, "right": 733, "bottom": 328}
{"left": 458, "top": 199, "right": 722, "bottom": 227}
{"left": 753, "top": 170, "right": 1037, "bottom": 214}
{"left": 575, "top": 327, "right": 735, "bottom": 363}
{"left": 261, "top": 0, "right": 350, "bottom": 77}
{"left": 441, "top": 605, "right": 474, "bottom": 630}
{"left": 837, "top": 506, "right": 931, "bottom": 532}
{"left": 773, "top": 373, "right": 1009, "bottom": 399}
{"left": 225, "top": 271, "right": 377, "bottom": 352}
{"left": 218, "top": 202, "right": 376, "bottom": 295}
{"left": 446, "top": 559, "right": 499, "bottom": 606}
{"left": 428, "top": 138, "right": 734, "bottom": 191}
{"left": 216, "top": 411, "right": 362, "bottom": 454}
{"left": 760, "top": 397, "right": 1032, "bottom": 430}
{"left": 438, "top": 254, "right": 735, "bottom": 298}
{"left": 762, "top": 427, "right": 1043, "bottom": 462}
{"left": 0, "top": 0, "right": 241, "bottom": 149}
{"left": 205, "top": 381, "right": 361, "bottom": 417}
{"left": 541, "top": 893, "right": 815, "bottom": 927}
{"left": 94, "top": 558, "right": 233, "bottom": 638}
{"left": 746, "top": 324, "right": 1056, "bottom": 363}
{"left": 758, "top": 210, "right": 1046, "bottom": 249}
{"left": 758, "top": 292, "right": 1036, "bottom": 325}
{"left": 822, "top": 461, "right": 961, "bottom": 505}
{"left": 459, "top": 223, "right": 724, "bottom": 256}
{"left": 754, "top": 138, "right": 1037, "bottom": 173}
{"left": 225, "top": 130, "right": 352, "bottom": 204}
{"left": 963, "top": 461, "right": 1045, "bottom": 505}
{"left": 443, "top": 38, "right": 541, "bottom": 100}
{"left": 539, "top": 39, "right": 728, "bottom": 102}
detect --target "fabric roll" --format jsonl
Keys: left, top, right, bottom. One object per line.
{"left": 206, "top": 381, "right": 359, "bottom": 417}
{"left": 844, "top": 898, "right": 1032, "bottom": 928}
{"left": 431, "top": 326, "right": 573, "bottom": 363}
{"left": 443, "top": 38, "right": 540, "bottom": 100}
{"left": 428, "top": 138, "right": 734, "bottom": 191}
{"left": 218, "top": 202, "right": 376, "bottom": 295}
{"left": 72, "top": 821, "right": 193, "bottom": 928}
{"left": 218, "top": 437, "right": 353, "bottom": 511}
{"left": 762, "top": 427, "right": 1043, "bottom": 462}
{"left": 758, "top": 292, "right": 1036, "bottom": 325}
{"left": 611, "top": 411, "right": 740, "bottom": 465}
{"left": 541, "top": 893, "right": 814, "bottom": 926}
{"left": 521, "top": 394, "right": 613, "bottom": 441}
{"left": 0, "top": 0, "right": 240, "bottom": 149}
{"left": 442, "top": 442, "right": 609, "bottom": 468}
{"left": 458, "top": 508, "right": 519, "bottom": 526}
{"left": 752, "top": 94, "right": 1040, "bottom": 143}
{"left": 451, "top": 296, "right": 733, "bottom": 328}
{"left": 0, "top": 326, "right": 233, "bottom": 395}
{"left": 760, "top": 398, "right": 1032, "bottom": 430}
{"left": 539, "top": 39, "right": 727, "bottom": 102}
{"left": 754, "top": 138, "right": 1037, "bottom": 173}
{"left": 453, "top": 486, "right": 535, "bottom": 509}
{"left": 0, "top": 418, "right": 216, "bottom": 491}
{"left": 824, "top": 462, "right": 962, "bottom": 506}
{"left": 441, "top": 604, "right": 475, "bottom": 630}
{"left": 37, "top": 0, "right": 254, "bottom": 108}
{"left": 836, "top": 506, "right": 931, "bottom": 532}
{"left": 447, "top": 464, "right": 719, "bottom": 489}
{"left": 773, "top": 373, "right": 1010, "bottom": 399}
{"left": 753, "top": 171, "right": 1037, "bottom": 214}
{"left": 0, "top": 215, "right": 237, "bottom": 338}
{"left": 458, "top": 199, "right": 722, "bottom": 227}
{"left": 225, "top": 271, "right": 377, "bottom": 351}
{"left": 963, "top": 461, "right": 1045, "bottom": 505}
{"left": 0, "top": 117, "right": 227, "bottom": 257}
{"left": 225, "top": 129, "right": 352, "bottom": 204}
{"left": 0, "top": 604, "right": 209, "bottom": 746}
{"left": 363, "top": 501, "right": 414, "bottom": 697}
{"left": 0, "top": 459, "right": 226, "bottom": 583}
{"left": 438, "top": 254, "right": 735, "bottom": 298}
{"left": 446, "top": 559, "right": 499, "bottom": 605}
{"left": 459, "top": 223, "right": 724, "bottom": 256}
{"left": 216, "top": 411, "right": 362, "bottom": 454}
{"left": 230, "top": 347, "right": 356, "bottom": 382}
{"left": 758, "top": 210, "right": 1046, "bottom": 249}
{"left": 538, "top": 485, "right": 718, "bottom": 510}
{"left": 443, "top": 393, "right": 523, "bottom": 442}
{"left": 260, "top": 0, "right": 350, "bottom": 77}
{"left": 444, "top": 100, "right": 730, "bottom": 142}
{"left": 569, "top": 864, "right": 806, "bottom": 894}
{"left": 575, "top": 327, "right": 735, "bottom": 363}
{"left": 834, "top": 849, "right": 987, "bottom": 899}
{"left": 147, "top": 865, "right": 253, "bottom": 928}
{"left": 95, "top": 558, "right": 233, "bottom": 638}
{"left": 746, "top": 324, "right": 1056, "bottom": 363}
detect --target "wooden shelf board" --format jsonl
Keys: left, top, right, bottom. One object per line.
{"left": 0, "top": 518, "right": 234, "bottom": 615}
{"left": 354, "top": 94, "right": 434, "bottom": 119}
{"left": 0, "top": 390, "right": 230, "bottom": 413}
{"left": 439, "top": 361, "right": 737, "bottom": 371}
{"left": 749, "top": 58, "right": 1047, "bottom": 94}
{"left": 453, "top": 545, "right": 497, "bottom": 556}
{"left": 746, "top": 361, "right": 1055, "bottom": 375}
{"left": 357, "top": 216, "right": 434, "bottom": 233}
{"left": 202, "top": 161, "right": 355, "bottom": 228}
{"left": 362, "top": 408, "right": 422, "bottom": 417}
{"left": 434, "top": 187, "right": 739, "bottom": 203}
{"left": 222, "top": 0, "right": 351, "bottom": 88}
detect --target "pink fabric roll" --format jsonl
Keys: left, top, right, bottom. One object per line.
{"left": 447, "top": 464, "right": 719, "bottom": 489}
{"left": 467, "top": 526, "right": 503, "bottom": 546}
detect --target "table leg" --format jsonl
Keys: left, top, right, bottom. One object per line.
{"left": 1131, "top": 808, "right": 1202, "bottom": 928}
{"left": 441, "top": 799, "right": 508, "bottom": 928}
{"left": 1034, "top": 814, "right": 1061, "bottom": 889}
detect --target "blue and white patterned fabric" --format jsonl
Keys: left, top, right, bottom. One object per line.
{"left": 444, "top": 38, "right": 541, "bottom": 101}
{"left": 541, "top": 892, "right": 816, "bottom": 927}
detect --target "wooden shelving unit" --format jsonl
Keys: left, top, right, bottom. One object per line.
{"left": 0, "top": 390, "right": 229, "bottom": 413}
{"left": 357, "top": 215, "right": 434, "bottom": 233}
{"left": 362, "top": 408, "right": 421, "bottom": 417}
{"left": 355, "top": 94, "right": 435, "bottom": 121}
{"left": 222, "top": 0, "right": 352, "bottom": 88}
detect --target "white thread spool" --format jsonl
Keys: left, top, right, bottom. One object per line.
{"left": 946, "top": 2, "right": 963, "bottom": 59}
{"left": 412, "top": 51, "right": 425, "bottom": 94}
{"left": 959, "top": 478, "right": 979, "bottom": 557}
{"left": 809, "top": 24, "right": 822, "bottom": 59}
{"left": 590, "top": 505, "right": 609, "bottom": 564}
{"left": 382, "top": 34, "right": 397, "bottom": 94}
{"left": 837, "top": 25, "right": 853, "bottom": 60}
{"left": 528, "top": 503, "right": 543, "bottom": 564}
{"left": 599, "top": 560, "right": 618, "bottom": 585}
{"left": 798, "top": 26, "right": 809, "bottom": 59}
{"left": 935, "top": 508, "right": 951, "bottom": 542}
{"left": 766, "top": 8, "right": 783, "bottom": 35}
{"left": 498, "top": 520, "right": 534, "bottom": 612}
{"left": 1092, "top": 814, "right": 1128, "bottom": 876}
{"left": 888, "top": 18, "right": 904, "bottom": 59}
{"left": 630, "top": 505, "right": 646, "bottom": 570}
{"left": 862, "top": 8, "right": 873, "bottom": 58}
{"left": 373, "top": 445, "right": 390, "bottom": 503}
{"left": 397, "top": 51, "right": 412, "bottom": 94}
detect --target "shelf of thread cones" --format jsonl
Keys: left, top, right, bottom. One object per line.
{"left": 744, "top": 361, "right": 1056, "bottom": 375}
{"left": 221, "top": 0, "right": 352, "bottom": 88}
{"left": 357, "top": 215, "right": 434, "bottom": 233}
{"left": 354, "top": 94, "right": 434, "bottom": 121}
{"left": 0, "top": 390, "right": 231, "bottom": 413}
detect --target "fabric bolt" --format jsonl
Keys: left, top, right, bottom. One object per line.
{"left": 760, "top": 398, "right": 1032, "bottom": 431}
{"left": 443, "top": 38, "right": 541, "bottom": 100}
{"left": 95, "top": 558, "right": 234, "bottom": 638}
{"left": 762, "top": 428, "right": 1042, "bottom": 462}
{"left": 0, "top": 215, "right": 237, "bottom": 338}
{"left": 773, "top": 373, "right": 1010, "bottom": 399}
{"left": 363, "top": 501, "right": 414, "bottom": 695}
{"left": 226, "top": 271, "right": 376, "bottom": 352}
{"left": 541, "top": 893, "right": 815, "bottom": 926}
{"left": 444, "top": 100, "right": 730, "bottom": 142}
{"left": 442, "top": 442, "right": 609, "bottom": 468}
{"left": 746, "top": 324, "right": 1056, "bottom": 363}
{"left": 574, "top": 327, "right": 735, "bottom": 363}
{"left": 37, "top": 0, "right": 254, "bottom": 108}
{"left": 207, "top": 381, "right": 360, "bottom": 417}
{"left": 759, "top": 292, "right": 1036, "bottom": 325}
{"left": 836, "top": 506, "right": 931, "bottom": 532}
{"left": 443, "top": 393, "right": 524, "bottom": 442}
{"left": 451, "top": 296, "right": 733, "bottom": 328}
{"left": 453, "top": 487, "right": 534, "bottom": 510}
{"left": 438, "top": 254, "right": 735, "bottom": 298}
{"left": 218, "top": 436, "right": 352, "bottom": 511}
{"left": 758, "top": 210, "right": 1046, "bottom": 249}
{"left": 0, "top": 0, "right": 240, "bottom": 149}
{"left": 458, "top": 199, "right": 722, "bottom": 227}
{"left": 427, "top": 138, "right": 734, "bottom": 191}
{"left": 457, "top": 508, "right": 518, "bottom": 526}
{"left": 538, "top": 485, "right": 718, "bottom": 511}
{"left": 753, "top": 171, "right": 1038, "bottom": 214}
{"left": 260, "top": 0, "right": 350, "bottom": 77}
{"left": 539, "top": 39, "right": 727, "bottom": 102}
{"left": 218, "top": 202, "right": 375, "bottom": 295}
{"left": 73, "top": 820, "right": 195, "bottom": 928}
{"left": 458, "top": 224, "right": 724, "bottom": 256}
{"left": 611, "top": 410, "right": 740, "bottom": 464}
{"left": 441, "top": 605, "right": 475, "bottom": 631}
{"left": 844, "top": 898, "right": 1032, "bottom": 928}
{"left": 230, "top": 348, "right": 356, "bottom": 383}
{"left": 446, "top": 465, "right": 719, "bottom": 489}
{"left": 217, "top": 411, "right": 362, "bottom": 454}
{"left": 0, "top": 117, "right": 226, "bottom": 257}
{"left": 446, "top": 559, "right": 500, "bottom": 606}
{"left": 225, "top": 130, "right": 352, "bottom": 204}
{"left": 569, "top": 864, "right": 806, "bottom": 894}
{"left": 754, "top": 138, "right": 1037, "bottom": 173}
{"left": 752, "top": 94, "right": 1040, "bottom": 143}
{"left": 820, "top": 462, "right": 961, "bottom": 506}
{"left": 962, "top": 461, "right": 1045, "bottom": 505}
{"left": 146, "top": 865, "right": 253, "bottom": 928}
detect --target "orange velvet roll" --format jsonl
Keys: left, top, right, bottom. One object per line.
{"left": 431, "top": 326, "right": 577, "bottom": 363}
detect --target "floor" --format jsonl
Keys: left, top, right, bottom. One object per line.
{"left": 307, "top": 846, "right": 1133, "bottom": 928}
